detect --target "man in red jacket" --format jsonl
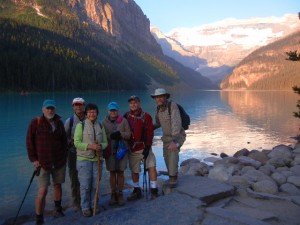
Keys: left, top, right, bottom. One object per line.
{"left": 26, "top": 99, "right": 67, "bottom": 225}
{"left": 125, "top": 96, "right": 158, "bottom": 200}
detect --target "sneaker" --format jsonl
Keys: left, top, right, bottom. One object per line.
{"left": 150, "top": 188, "right": 159, "bottom": 200}
{"left": 53, "top": 206, "right": 65, "bottom": 218}
{"left": 82, "top": 209, "right": 92, "bottom": 217}
{"left": 109, "top": 192, "right": 118, "bottom": 206}
{"left": 36, "top": 214, "right": 44, "bottom": 225}
{"left": 169, "top": 176, "right": 178, "bottom": 188}
{"left": 127, "top": 187, "right": 142, "bottom": 201}
{"left": 117, "top": 191, "right": 125, "bottom": 206}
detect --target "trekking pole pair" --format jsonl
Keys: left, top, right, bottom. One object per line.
{"left": 14, "top": 166, "right": 41, "bottom": 225}
{"left": 142, "top": 159, "right": 150, "bottom": 200}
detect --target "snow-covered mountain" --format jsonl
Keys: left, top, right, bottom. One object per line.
{"left": 151, "top": 14, "right": 300, "bottom": 83}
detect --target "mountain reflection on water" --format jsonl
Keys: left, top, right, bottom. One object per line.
{"left": 173, "top": 90, "right": 299, "bottom": 160}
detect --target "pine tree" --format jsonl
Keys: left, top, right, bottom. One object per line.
{"left": 286, "top": 51, "right": 300, "bottom": 142}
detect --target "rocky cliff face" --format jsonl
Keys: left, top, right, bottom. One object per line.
{"left": 66, "top": 0, "right": 162, "bottom": 55}
{"left": 220, "top": 30, "right": 300, "bottom": 90}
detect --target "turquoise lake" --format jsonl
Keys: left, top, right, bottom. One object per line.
{"left": 0, "top": 90, "right": 299, "bottom": 220}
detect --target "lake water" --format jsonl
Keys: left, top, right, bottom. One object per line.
{"left": 0, "top": 90, "right": 299, "bottom": 220}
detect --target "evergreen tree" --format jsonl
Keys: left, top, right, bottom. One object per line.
{"left": 286, "top": 51, "right": 300, "bottom": 141}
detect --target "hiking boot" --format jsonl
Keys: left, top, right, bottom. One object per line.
{"left": 53, "top": 206, "right": 65, "bottom": 218}
{"left": 169, "top": 176, "right": 178, "bottom": 188}
{"left": 109, "top": 191, "right": 118, "bottom": 206}
{"left": 82, "top": 209, "right": 92, "bottom": 217}
{"left": 150, "top": 188, "right": 159, "bottom": 200}
{"left": 117, "top": 191, "right": 125, "bottom": 206}
{"left": 35, "top": 214, "right": 44, "bottom": 225}
{"left": 127, "top": 187, "right": 142, "bottom": 201}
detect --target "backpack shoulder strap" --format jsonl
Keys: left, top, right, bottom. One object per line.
{"left": 69, "top": 115, "right": 74, "bottom": 136}
{"left": 141, "top": 112, "right": 145, "bottom": 123}
{"left": 35, "top": 116, "right": 41, "bottom": 134}
{"left": 81, "top": 120, "right": 85, "bottom": 132}
{"left": 37, "top": 116, "right": 41, "bottom": 126}
{"left": 98, "top": 121, "right": 103, "bottom": 129}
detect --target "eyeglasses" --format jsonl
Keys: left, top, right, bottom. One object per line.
{"left": 46, "top": 106, "right": 55, "bottom": 110}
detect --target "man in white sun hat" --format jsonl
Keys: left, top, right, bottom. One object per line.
{"left": 64, "top": 97, "right": 86, "bottom": 209}
{"left": 151, "top": 88, "right": 186, "bottom": 188}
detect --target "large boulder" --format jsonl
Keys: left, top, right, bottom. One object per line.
{"left": 242, "top": 170, "right": 273, "bottom": 183}
{"left": 279, "top": 183, "right": 300, "bottom": 195}
{"left": 233, "top": 148, "right": 249, "bottom": 158}
{"left": 252, "top": 180, "right": 278, "bottom": 195}
{"left": 187, "top": 162, "right": 210, "bottom": 176}
{"left": 222, "top": 157, "right": 239, "bottom": 164}
{"left": 287, "top": 176, "right": 300, "bottom": 188}
{"left": 266, "top": 157, "right": 289, "bottom": 168}
{"left": 248, "top": 151, "right": 269, "bottom": 164}
{"left": 291, "top": 155, "right": 300, "bottom": 166}
{"left": 227, "top": 175, "right": 251, "bottom": 189}
{"left": 280, "top": 170, "right": 295, "bottom": 178}
{"left": 259, "top": 165, "right": 275, "bottom": 175}
{"left": 180, "top": 158, "right": 200, "bottom": 167}
{"left": 276, "top": 166, "right": 290, "bottom": 172}
{"left": 293, "top": 142, "right": 300, "bottom": 153}
{"left": 179, "top": 159, "right": 209, "bottom": 177}
{"left": 271, "top": 172, "right": 287, "bottom": 185}
{"left": 208, "top": 164, "right": 232, "bottom": 182}
{"left": 240, "top": 166, "right": 256, "bottom": 175}
{"left": 238, "top": 156, "right": 262, "bottom": 169}
{"left": 290, "top": 165, "right": 300, "bottom": 176}
{"left": 268, "top": 144, "right": 293, "bottom": 159}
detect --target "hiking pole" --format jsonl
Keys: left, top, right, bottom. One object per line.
{"left": 93, "top": 149, "right": 101, "bottom": 216}
{"left": 14, "top": 166, "right": 41, "bottom": 225}
{"left": 143, "top": 159, "right": 148, "bottom": 200}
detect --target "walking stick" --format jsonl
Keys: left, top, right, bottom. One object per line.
{"left": 93, "top": 149, "right": 101, "bottom": 216}
{"left": 143, "top": 159, "right": 148, "bottom": 200}
{"left": 14, "top": 167, "right": 41, "bottom": 225}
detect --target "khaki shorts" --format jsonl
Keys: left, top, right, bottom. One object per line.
{"left": 37, "top": 165, "right": 66, "bottom": 188}
{"left": 105, "top": 152, "right": 128, "bottom": 171}
{"left": 129, "top": 149, "right": 156, "bottom": 173}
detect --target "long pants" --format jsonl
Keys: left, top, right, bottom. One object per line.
{"left": 77, "top": 160, "right": 103, "bottom": 210}
{"left": 163, "top": 141, "right": 180, "bottom": 176}
{"left": 68, "top": 149, "right": 80, "bottom": 205}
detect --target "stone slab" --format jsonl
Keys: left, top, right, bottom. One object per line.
{"left": 36, "top": 192, "right": 203, "bottom": 225}
{"left": 204, "top": 207, "right": 271, "bottom": 225}
{"left": 176, "top": 175, "right": 235, "bottom": 205}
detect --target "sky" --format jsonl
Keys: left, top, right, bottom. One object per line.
{"left": 134, "top": 0, "right": 299, "bottom": 33}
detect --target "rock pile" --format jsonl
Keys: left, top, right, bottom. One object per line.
{"left": 179, "top": 143, "right": 300, "bottom": 203}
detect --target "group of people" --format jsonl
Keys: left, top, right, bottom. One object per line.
{"left": 26, "top": 88, "right": 186, "bottom": 224}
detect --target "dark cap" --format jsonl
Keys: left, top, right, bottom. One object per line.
{"left": 128, "top": 95, "right": 140, "bottom": 102}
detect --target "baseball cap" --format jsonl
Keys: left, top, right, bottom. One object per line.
{"left": 128, "top": 95, "right": 140, "bottom": 102}
{"left": 72, "top": 97, "right": 85, "bottom": 105}
{"left": 107, "top": 102, "right": 119, "bottom": 111}
{"left": 42, "top": 99, "right": 56, "bottom": 108}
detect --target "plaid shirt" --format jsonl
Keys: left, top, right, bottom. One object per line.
{"left": 26, "top": 114, "right": 67, "bottom": 170}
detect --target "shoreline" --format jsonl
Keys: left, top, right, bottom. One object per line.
{"left": 4, "top": 142, "right": 300, "bottom": 225}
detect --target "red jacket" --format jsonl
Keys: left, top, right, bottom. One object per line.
{"left": 26, "top": 114, "right": 67, "bottom": 170}
{"left": 125, "top": 108, "right": 154, "bottom": 152}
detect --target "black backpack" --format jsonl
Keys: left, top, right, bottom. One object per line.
{"left": 157, "top": 101, "right": 190, "bottom": 130}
